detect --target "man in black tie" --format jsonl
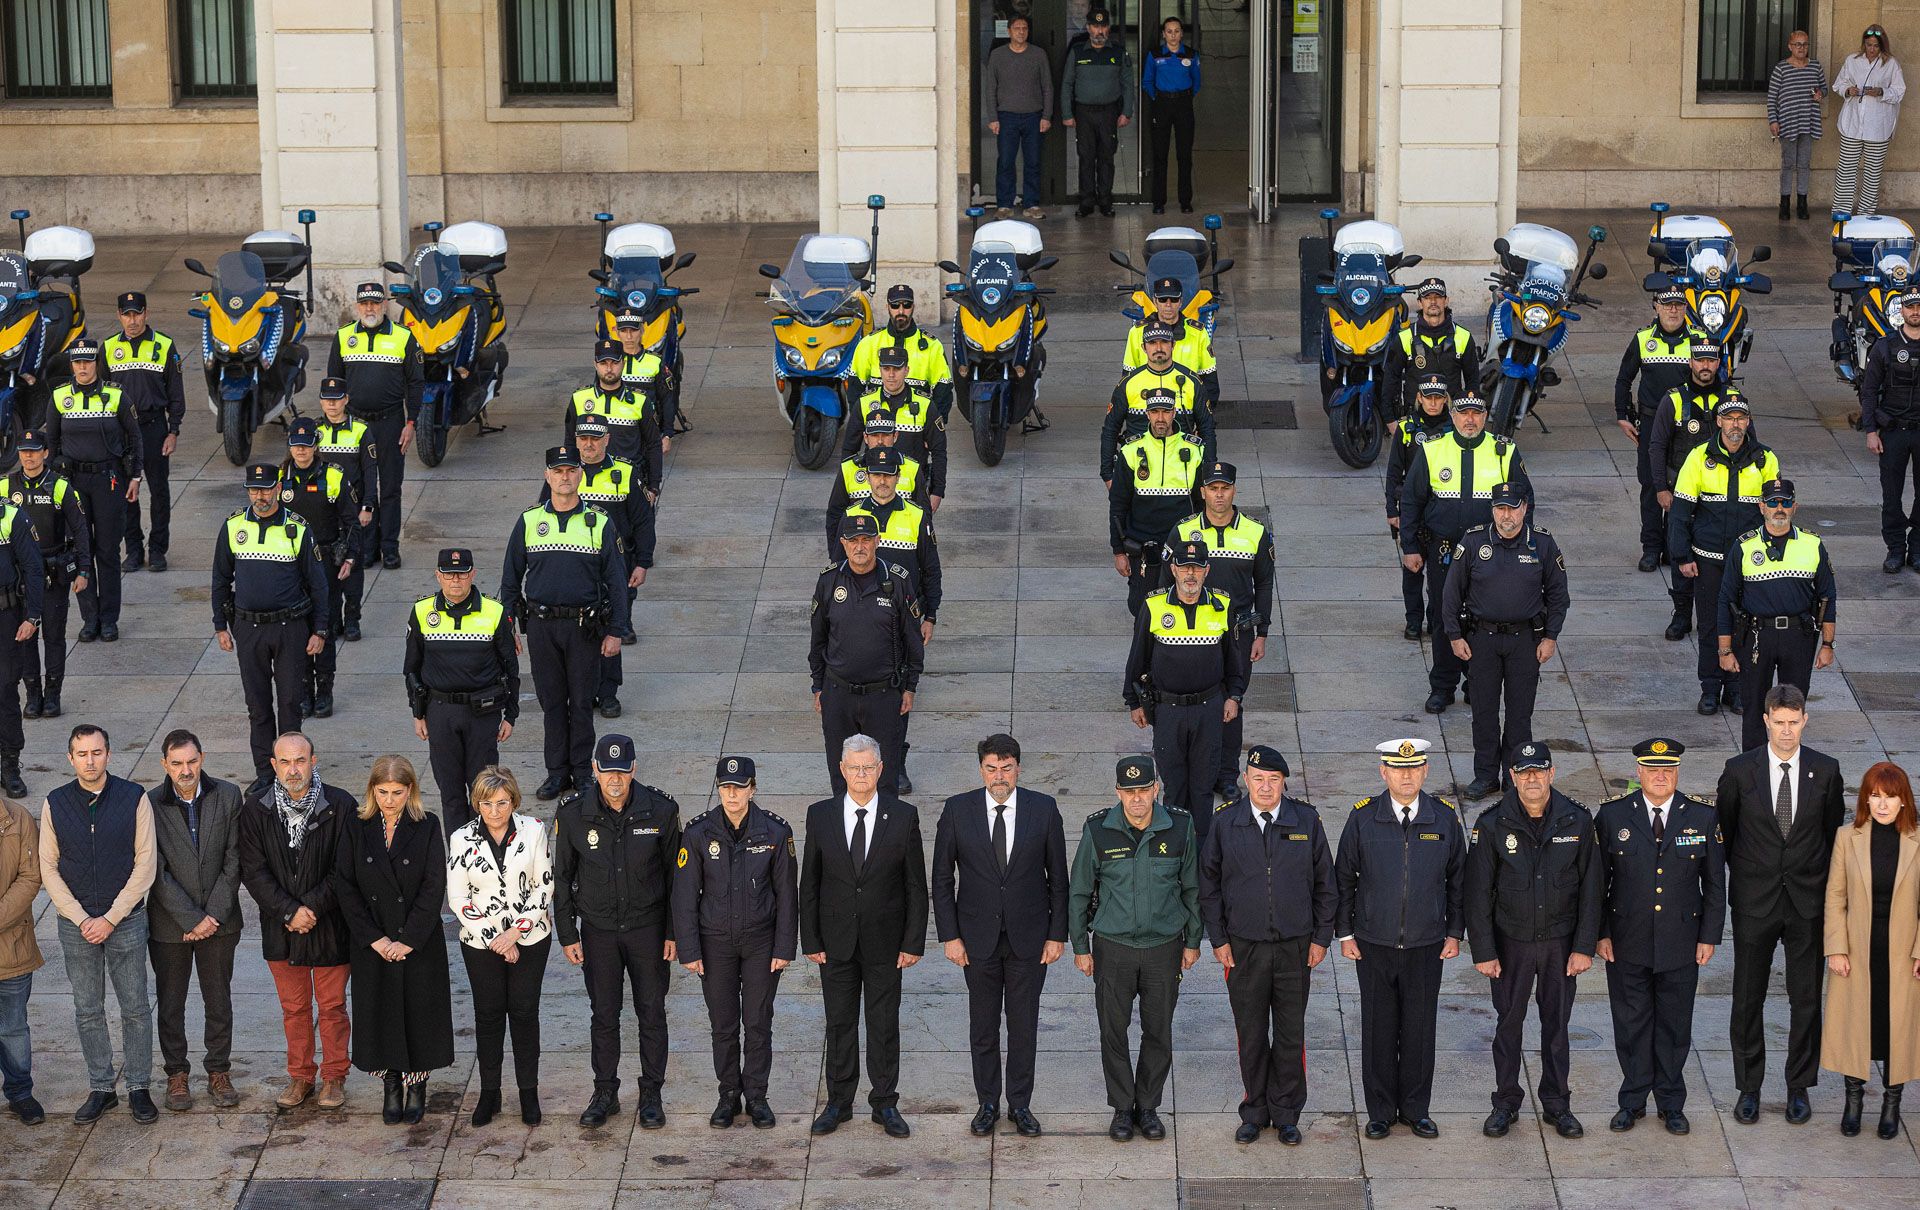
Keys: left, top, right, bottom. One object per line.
{"left": 1715, "top": 684, "right": 1847, "bottom": 1124}
{"left": 931, "top": 734, "right": 1069, "bottom": 1138}
{"left": 800, "top": 733, "right": 928, "bottom": 1139}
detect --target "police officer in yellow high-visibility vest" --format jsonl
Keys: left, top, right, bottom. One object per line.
{"left": 325, "top": 280, "right": 423, "bottom": 570}
{"left": 845, "top": 445, "right": 940, "bottom": 795}
{"left": 47, "top": 339, "right": 140, "bottom": 642}
{"left": 1713, "top": 479, "right": 1835, "bottom": 752}
{"left": 1103, "top": 322, "right": 1215, "bottom": 483}
{"left": 1398, "top": 394, "right": 1531, "bottom": 715}
{"left": 1614, "top": 292, "right": 1698, "bottom": 570}
{"left": 850, "top": 285, "right": 955, "bottom": 417}
{"left": 613, "top": 308, "right": 679, "bottom": 442}
{"left": 842, "top": 347, "right": 947, "bottom": 508}
{"left": 1383, "top": 279, "right": 1480, "bottom": 421}
{"left": 825, "top": 407, "right": 924, "bottom": 556}
{"left": 103, "top": 291, "right": 184, "bottom": 574}
{"left": 565, "top": 340, "right": 665, "bottom": 490}
{"left": 1122, "top": 277, "right": 1219, "bottom": 407}
{"left": 405, "top": 547, "right": 519, "bottom": 835}
{"left": 314, "top": 377, "right": 378, "bottom": 640}
{"left": 1109, "top": 394, "right": 1205, "bottom": 616}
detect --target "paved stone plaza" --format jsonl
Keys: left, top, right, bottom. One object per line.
{"left": 4, "top": 207, "right": 1918, "bottom": 1209}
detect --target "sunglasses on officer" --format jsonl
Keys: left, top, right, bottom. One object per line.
{"left": 888, "top": 301, "right": 914, "bottom": 312}
{"left": 1761, "top": 492, "right": 1795, "bottom": 509}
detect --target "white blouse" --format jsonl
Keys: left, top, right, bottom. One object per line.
{"left": 446, "top": 813, "right": 554, "bottom": 948}
{"left": 1834, "top": 52, "right": 1906, "bottom": 143}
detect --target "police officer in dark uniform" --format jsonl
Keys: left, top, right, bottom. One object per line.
{"left": 1103, "top": 323, "right": 1214, "bottom": 484}
{"left": 1398, "top": 393, "right": 1531, "bottom": 714}
{"left": 500, "top": 445, "right": 631, "bottom": 802}
{"left": 104, "top": 292, "right": 184, "bottom": 574}
{"left": 1715, "top": 480, "right": 1838, "bottom": 753}
{"left": 552, "top": 733, "right": 680, "bottom": 1130}
{"left": 808, "top": 513, "right": 926, "bottom": 798}
{"left": 825, "top": 408, "right": 926, "bottom": 549}
{"left": 1110, "top": 392, "right": 1205, "bottom": 616}
{"left": 1594, "top": 738, "right": 1724, "bottom": 1136}
{"left": 313, "top": 376, "right": 378, "bottom": 640}
{"left": 1383, "top": 279, "right": 1480, "bottom": 421}
{"left": 406, "top": 548, "right": 519, "bottom": 836}
{"left": 1197, "top": 746, "right": 1333, "bottom": 1145}
{"left": 557, "top": 414, "right": 655, "bottom": 719}
{"left": 1858, "top": 288, "right": 1920, "bottom": 573}
{"left": 1463, "top": 742, "right": 1603, "bottom": 1139}
{"left": 1386, "top": 374, "right": 1454, "bottom": 640}
{"left": 1645, "top": 341, "right": 1733, "bottom": 640}
{"left": 1614, "top": 292, "right": 1698, "bottom": 572}
{"left": 1442, "top": 481, "right": 1570, "bottom": 799}
{"left": 210, "top": 463, "right": 328, "bottom": 793}
{"left": 0, "top": 486, "right": 43, "bottom": 797}
{"left": 1161, "top": 460, "right": 1274, "bottom": 800}
{"left": 845, "top": 446, "right": 939, "bottom": 795}
{"left": 47, "top": 338, "right": 139, "bottom": 642}
{"left": 566, "top": 340, "right": 665, "bottom": 482}
{"left": 673, "top": 756, "right": 796, "bottom": 1130}
{"left": 278, "top": 417, "right": 361, "bottom": 720}
{"left": 1, "top": 428, "right": 87, "bottom": 721}
{"left": 842, "top": 346, "right": 947, "bottom": 511}
{"left": 326, "top": 281, "right": 424, "bottom": 569}
{"left": 1335, "top": 738, "right": 1466, "bottom": 1139}
{"left": 1125, "top": 540, "right": 1250, "bottom": 837}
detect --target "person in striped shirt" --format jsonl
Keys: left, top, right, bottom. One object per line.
{"left": 1767, "top": 30, "right": 1825, "bottom": 219}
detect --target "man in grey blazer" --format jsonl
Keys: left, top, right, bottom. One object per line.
{"left": 146, "top": 729, "right": 244, "bottom": 1111}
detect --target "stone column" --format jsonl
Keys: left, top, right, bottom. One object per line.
{"left": 1372, "top": 0, "right": 1519, "bottom": 290}
{"left": 256, "top": 0, "right": 410, "bottom": 323}
{"left": 816, "top": 0, "right": 959, "bottom": 307}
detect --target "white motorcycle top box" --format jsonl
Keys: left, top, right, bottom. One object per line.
{"left": 1500, "top": 223, "right": 1579, "bottom": 271}
{"left": 972, "top": 219, "right": 1044, "bottom": 269}
{"left": 1333, "top": 219, "right": 1403, "bottom": 258}
{"left": 604, "top": 222, "right": 675, "bottom": 260}
{"left": 439, "top": 221, "right": 508, "bottom": 274}
{"left": 24, "top": 225, "right": 94, "bottom": 277}
{"left": 1833, "top": 213, "right": 1915, "bottom": 266}
{"left": 797, "top": 233, "right": 872, "bottom": 280}
{"left": 240, "top": 230, "right": 307, "bottom": 282}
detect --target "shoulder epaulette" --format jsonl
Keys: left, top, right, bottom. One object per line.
{"left": 1167, "top": 805, "right": 1190, "bottom": 815}
{"left": 884, "top": 561, "right": 909, "bottom": 579}
{"left": 1086, "top": 807, "right": 1108, "bottom": 821}
{"left": 1432, "top": 796, "right": 1457, "bottom": 813}
{"left": 413, "top": 592, "right": 437, "bottom": 606}
{"left": 1463, "top": 523, "right": 1489, "bottom": 536}
{"left": 1213, "top": 800, "right": 1233, "bottom": 813}
{"left": 1532, "top": 523, "right": 1551, "bottom": 535}
{"left": 1353, "top": 797, "right": 1373, "bottom": 810}
{"left": 1207, "top": 590, "right": 1230, "bottom": 610}
{"left": 1145, "top": 587, "right": 1171, "bottom": 602}
{"left": 764, "top": 810, "right": 789, "bottom": 827}
{"left": 1738, "top": 527, "right": 1761, "bottom": 542}
{"left": 228, "top": 506, "right": 250, "bottom": 519}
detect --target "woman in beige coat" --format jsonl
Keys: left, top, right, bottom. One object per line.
{"left": 1823, "top": 761, "right": 1920, "bottom": 1138}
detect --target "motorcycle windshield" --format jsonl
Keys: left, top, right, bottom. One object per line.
{"left": 771, "top": 245, "right": 863, "bottom": 325}
{"left": 607, "top": 252, "right": 667, "bottom": 315}
{"left": 1685, "top": 239, "right": 1735, "bottom": 284}
{"left": 1516, "top": 258, "right": 1569, "bottom": 304}
{"left": 212, "top": 251, "right": 269, "bottom": 320}
{"left": 0, "top": 252, "right": 28, "bottom": 318}
{"left": 409, "top": 245, "right": 462, "bottom": 320}
{"left": 1874, "top": 239, "right": 1917, "bottom": 279}
{"left": 966, "top": 244, "right": 1022, "bottom": 314}
{"left": 1144, "top": 249, "right": 1201, "bottom": 304}
{"left": 1334, "top": 249, "right": 1389, "bottom": 311}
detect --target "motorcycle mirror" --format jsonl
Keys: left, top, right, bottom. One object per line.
{"left": 7, "top": 210, "right": 28, "bottom": 221}
{"left": 1214, "top": 257, "right": 1235, "bottom": 274}
{"left": 1204, "top": 213, "right": 1223, "bottom": 231}
{"left": 588, "top": 268, "right": 609, "bottom": 283}
{"left": 1649, "top": 201, "right": 1670, "bottom": 214}
{"left": 1034, "top": 255, "right": 1059, "bottom": 271}
{"left": 757, "top": 264, "right": 781, "bottom": 279}
{"left": 1108, "top": 250, "right": 1136, "bottom": 271}
{"left": 938, "top": 259, "right": 964, "bottom": 275}
{"left": 183, "top": 258, "right": 209, "bottom": 276}
{"left": 382, "top": 260, "right": 408, "bottom": 274}
{"left": 1588, "top": 262, "right": 1608, "bottom": 280}
{"left": 1401, "top": 254, "right": 1424, "bottom": 268}
{"left": 675, "top": 251, "right": 697, "bottom": 270}
{"left": 867, "top": 194, "right": 886, "bottom": 210}
{"left": 1748, "top": 245, "right": 1773, "bottom": 264}
{"left": 1492, "top": 239, "right": 1510, "bottom": 257}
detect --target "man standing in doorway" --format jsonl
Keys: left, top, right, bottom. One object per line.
{"left": 984, "top": 15, "right": 1053, "bottom": 220}
{"left": 1062, "top": 9, "right": 1133, "bottom": 218}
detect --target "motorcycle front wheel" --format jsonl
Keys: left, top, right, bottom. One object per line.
{"left": 1326, "top": 399, "right": 1382, "bottom": 468}
{"left": 1488, "top": 376, "right": 1530, "bottom": 440}
{"left": 221, "top": 398, "right": 252, "bottom": 466}
{"left": 792, "top": 408, "right": 840, "bottom": 470}
{"left": 417, "top": 414, "right": 449, "bottom": 467}
{"left": 971, "top": 400, "right": 1007, "bottom": 467}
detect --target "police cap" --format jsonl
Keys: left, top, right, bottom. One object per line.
{"left": 1716, "top": 391, "right": 1750, "bottom": 415}
{"left": 840, "top": 513, "right": 880, "bottom": 539}
{"left": 1378, "top": 738, "right": 1431, "bottom": 767}
{"left": 1490, "top": 480, "right": 1526, "bottom": 508}
{"left": 1509, "top": 741, "right": 1553, "bottom": 771}
{"left": 1142, "top": 321, "right": 1178, "bottom": 345}
{"left": 355, "top": 281, "right": 386, "bottom": 303}
{"left": 862, "top": 407, "right": 897, "bottom": 435}
{"left": 716, "top": 755, "right": 756, "bottom": 786}
{"left": 613, "top": 310, "right": 645, "bottom": 328}
{"left": 1633, "top": 737, "right": 1686, "bottom": 767}
{"left": 1245, "top": 745, "right": 1290, "bottom": 775}
{"left": 1142, "top": 389, "right": 1178, "bottom": 412}
{"left": 116, "top": 291, "right": 147, "bottom": 314}
{"left": 318, "top": 376, "right": 348, "bottom": 400}
{"left": 545, "top": 444, "right": 582, "bottom": 469}
{"left": 1167, "top": 539, "right": 1209, "bottom": 567}
{"left": 1760, "top": 478, "right": 1796, "bottom": 505}
{"left": 876, "top": 345, "right": 909, "bottom": 369}
{"left": 593, "top": 733, "right": 636, "bottom": 774}
{"left": 1449, "top": 393, "right": 1487, "bottom": 413}
{"left": 865, "top": 446, "right": 904, "bottom": 476}
{"left": 1151, "top": 276, "right": 1184, "bottom": 301}
{"left": 572, "top": 414, "right": 611, "bottom": 439}
{"left": 1415, "top": 277, "right": 1448, "bottom": 298}
{"left": 1688, "top": 339, "right": 1723, "bottom": 360}
{"left": 438, "top": 548, "right": 475, "bottom": 574}
{"left": 1902, "top": 288, "right": 1920, "bottom": 306}
{"left": 243, "top": 463, "right": 278, "bottom": 489}
{"left": 66, "top": 339, "right": 98, "bottom": 362}
{"left": 287, "top": 417, "right": 319, "bottom": 446}
{"left": 1116, "top": 756, "right": 1157, "bottom": 788}
{"left": 592, "top": 339, "right": 623, "bottom": 363}
{"left": 1087, "top": 7, "right": 1112, "bottom": 24}
{"left": 1655, "top": 286, "right": 1687, "bottom": 305}
{"left": 886, "top": 284, "right": 915, "bottom": 305}
{"left": 1200, "top": 460, "right": 1236, "bottom": 486}
{"left": 15, "top": 429, "right": 46, "bottom": 452}
{"left": 1415, "top": 372, "right": 1450, "bottom": 396}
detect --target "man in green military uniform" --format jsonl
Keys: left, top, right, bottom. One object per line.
{"left": 1068, "top": 756, "right": 1201, "bottom": 1143}
{"left": 1062, "top": 9, "right": 1134, "bottom": 217}
{"left": 849, "top": 286, "right": 954, "bottom": 417}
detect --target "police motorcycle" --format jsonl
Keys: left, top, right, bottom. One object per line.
{"left": 0, "top": 210, "right": 96, "bottom": 452}
{"left": 1482, "top": 222, "right": 1608, "bottom": 440}
{"left": 756, "top": 196, "right": 884, "bottom": 469}
{"left": 937, "top": 208, "right": 1058, "bottom": 466}
{"left": 1314, "top": 210, "right": 1422, "bottom": 468}
{"left": 1108, "top": 213, "right": 1235, "bottom": 335}
{"left": 184, "top": 211, "right": 316, "bottom": 466}
{"left": 589, "top": 214, "right": 697, "bottom": 431}
{"left": 1827, "top": 212, "right": 1916, "bottom": 395}
{"left": 381, "top": 220, "right": 509, "bottom": 467}
{"left": 1642, "top": 204, "right": 1772, "bottom": 374}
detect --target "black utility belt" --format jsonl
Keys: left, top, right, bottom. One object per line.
{"left": 1750, "top": 613, "right": 1814, "bottom": 630}
{"left": 430, "top": 687, "right": 506, "bottom": 711}
{"left": 1472, "top": 620, "right": 1535, "bottom": 635}
{"left": 526, "top": 603, "right": 591, "bottom": 620}
{"left": 68, "top": 459, "right": 117, "bottom": 474}
{"left": 827, "top": 673, "right": 894, "bottom": 695}
{"left": 233, "top": 604, "right": 309, "bottom": 624}
{"left": 1877, "top": 418, "right": 1920, "bottom": 431}
{"left": 1159, "top": 684, "right": 1221, "bottom": 706}
{"left": 0, "top": 587, "right": 20, "bottom": 610}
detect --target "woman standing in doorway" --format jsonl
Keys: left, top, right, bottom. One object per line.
{"left": 1832, "top": 25, "right": 1906, "bottom": 215}
{"left": 1767, "top": 29, "right": 1825, "bottom": 218}
{"left": 1143, "top": 16, "right": 1201, "bottom": 214}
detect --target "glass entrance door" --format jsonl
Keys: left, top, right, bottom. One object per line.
{"left": 1251, "top": 0, "right": 1341, "bottom": 214}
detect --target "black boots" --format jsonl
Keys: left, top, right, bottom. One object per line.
{"left": 1880, "top": 1082, "right": 1905, "bottom": 1140}
{"left": 382, "top": 1073, "right": 404, "bottom": 1124}
{"left": 40, "top": 677, "right": 62, "bottom": 718}
{"left": 471, "top": 1088, "right": 501, "bottom": 1127}
{"left": 20, "top": 678, "right": 41, "bottom": 719}
{"left": 311, "top": 675, "right": 334, "bottom": 719}
{"left": 0, "top": 751, "right": 25, "bottom": 799}
{"left": 1780, "top": 194, "right": 1792, "bottom": 219}
{"left": 402, "top": 1080, "right": 427, "bottom": 1125}
{"left": 1844, "top": 1076, "right": 1866, "bottom": 1136}
{"left": 1798, "top": 194, "right": 1811, "bottom": 219}
{"left": 520, "top": 1088, "right": 541, "bottom": 1126}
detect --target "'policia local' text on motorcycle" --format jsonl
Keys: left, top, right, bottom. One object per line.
{"left": 383, "top": 220, "right": 509, "bottom": 467}
{"left": 0, "top": 211, "right": 94, "bottom": 453}
{"left": 1315, "top": 210, "right": 1422, "bottom": 468}
{"left": 1482, "top": 222, "right": 1608, "bottom": 439}
{"left": 1109, "top": 214, "right": 1234, "bottom": 335}
{"left": 1828, "top": 211, "right": 1916, "bottom": 393}
{"left": 939, "top": 208, "right": 1056, "bottom": 466}
{"left": 591, "top": 215, "right": 697, "bottom": 428}
{"left": 184, "top": 212, "right": 316, "bottom": 466}
{"left": 1642, "top": 203, "right": 1771, "bottom": 374}
{"left": 757, "top": 196, "right": 883, "bottom": 469}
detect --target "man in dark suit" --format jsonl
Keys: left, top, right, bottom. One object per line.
{"left": 1715, "top": 684, "right": 1846, "bottom": 1124}
{"left": 146, "top": 729, "right": 244, "bottom": 1113}
{"left": 931, "top": 733, "right": 1069, "bottom": 1138}
{"left": 801, "top": 733, "right": 928, "bottom": 1139}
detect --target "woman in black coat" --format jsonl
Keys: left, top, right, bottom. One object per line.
{"left": 330, "top": 755, "right": 454, "bottom": 1124}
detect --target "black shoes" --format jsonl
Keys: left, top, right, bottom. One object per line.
{"left": 73, "top": 1091, "right": 117, "bottom": 1123}
{"left": 1076, "top": 205, "right": 1095, "bottom": 218}
{"left": 8, "top": 1095, "right": 44, "bottom": 1125}
{"left": 598, "top": 696, "right": 622, "bottom": 720}
{"left": 1234, "top": 1120, "right": 1262, "bottom": 1144}
{"left": 896, "top": 768, "right": 914, "bottom": 795}
{"left": 1723, "top": 682, "right": 1742, "bottom": 715}
{"left": 1844, "top": 1076, "right": 1866, "bottom": 1136}
{"left": 382, "top": 1073, "right": 404, "bottom": 1124}
{"left": 1276, "top": 1122, "right": 1302, "bottom": 1145}
{"left": 711, "top": 1094, "right": 742, "bottom": 1128}
{"left": 872, "top": 1106, "right": 911, "bottom": 1137}
{"left": 1136, "top": 1107, "right": 1166, "bottom": 1140}
{"left": 343, "top": 621, "right": 362, "bottom": 642}
{"left": 311, "top": 679, "right": 334, "bottom": 718}
{"left": 1108, "top": 1108, "right": 1134, "bottom": 1140}
{"left": 1779, "top": 194, "right": 1792, "bottom": 220}
{"left": 1662, "top": 1109, "right": 1689, "bottom": 1135}
{"left": 1363, "top": 1119, "right": 1391, "bottom": 1139}
{"left": 1798, "top": 195, "right": 1811, "bottom": 219}
{"left": 1734, "top": 1090, "right": 1760, "bottom": 1123}
{"left": 1424, "top": 690, "right": 1452, "bottom": 714}
{"left": 970, "top": 1103, "right": 999, "bottom": 1136}
{"left": 1151, "top": 205, "right": 1166, "bottom": 215}
{"left": 1547, "top": 1111, "right": 1584, "bottom": 1139}
{"left": 1665, "top": 611, "right": 1691, "bottom": 641}
{"left": 579, "top": 1089, "right": 620, "bottom": 1127}
{"left": 1009, "top": 1106, "right": 1041, "bottom": 1136}
{"left": 1879, "top": 1084, "right": 1904, "bottom": 1139}
{"left": 1637, "top": 551, "right": 1660, "bottom": 573}
{"left": 148, "top": 552, "right": 167, "bottom": 574}
{"left": 1180, "top": 204, "right": 1195, "bottom": 214}
{"left": 401, "top": 1081, "right": 426, "bottom": 1124}
{"left": 1609, "top": 1106, "right": 1643, "bottom": 1132}
{"left": 128, "top": 1089, "right": 157, "bottom": 1124}
{"left": 472, "top": 1088, "right": 501, "bottom": 1127}
{"left": 1463, "top": 778, "right": 1500, "bottom": 800}
{"left": 21, "top": 679, "right": 41, "bottom": 719}
{"left": 1785, "top": 1087, "right": 1812, "bottom": 1124}
{"left": 77, "top": 621, "right": 97, "bottom": 643}
{"left": 1, "top": 753, "right": 27, "bottom": 799}
{"left": 747, "top": 1097, "right": 776, "bottom": 1129}
{"left": 534, "top": 772, "right": 571, "bottom": 801}
{"left": 1401, "top": 1114, "right": 1440, "bottom": 1138}
{"left": 1483, "top": 1107, "right": 1515, "bottom": 1137}
{"left": 122, "top": 550, "right": 144, "bottom": 573}
{"left": 1404, "top": 622, "right": 1422, "bottom": 641}
{"left": 382, "top": 552, "right": 402, "bottom": 570}
{"left": 519, "top": 1088, "right": 542, "bottom": 1126}
{"left": 1100, "top": 206, "right": 1116, "bottom": 218}
{"left": 39, "top": 677, "right": 61, "bottom": 718}
{"left": 99, "top": 622, "right": 118, "bottom": 642}
{"left": 1887, "top": 552, "right": 1908, "bottom": 574}
{"left": 638, "top": 1090, "right": 665, "bottom": 1130}
{"left": 811, "top": 1102, "right": 852, "bottom": 1135}
{"left": 1697, "top": 688, "right": 1720, "bottom": 716}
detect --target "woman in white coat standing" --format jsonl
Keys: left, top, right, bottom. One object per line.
{"left": 1833, "top": 24, "right": 1906, "bottom": 214}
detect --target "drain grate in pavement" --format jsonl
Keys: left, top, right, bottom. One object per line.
{"left": 1214, "top": 399, "right": 1297, "bottom": 429}
{"left": 1182, "top": 1177, "right": 1368, "bottom": 1210}
{"left": 240, "top": 1180, "right": 436, "bottom": 1210}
